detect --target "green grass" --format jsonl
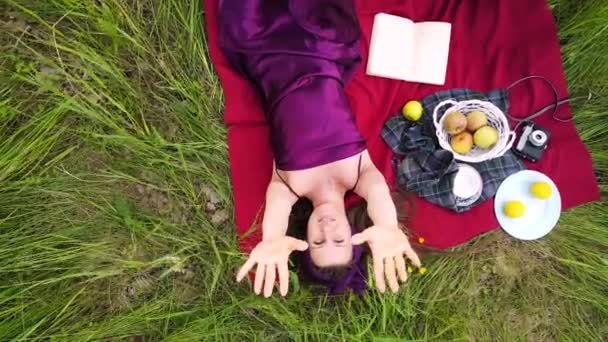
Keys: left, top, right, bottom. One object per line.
{"left": 0, "top": 0, "right": 607, "bottom": 340}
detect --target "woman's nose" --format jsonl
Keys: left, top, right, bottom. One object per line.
{"left": 322, "top": 225, "right": 331, "bottom": 233}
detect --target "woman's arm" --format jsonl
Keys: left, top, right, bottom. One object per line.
{"left": 353, "top": 162, "right": 398, "bottom": 227}
{"left": 262, "top": 175, "right": 298, "bottom": 240}
{"left": 236, "top": 167, "right": 305, "bottom": 298}
{"left": 352, "top": 158, "right": 421, "bottom": 293}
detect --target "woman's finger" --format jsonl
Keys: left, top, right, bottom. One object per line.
{"left": 403, "top": 246, "right": 421, "bottom": 267}
{"left": 278, "top": 260, "right": 289, "bottom": 296}
{"left": 351, "top": 231, "right": 369, "bottom": 245}
{"left": 236, "top": 256, "right": 257, "bottom": 282}
{"left": 384, "top": 257, "right": 399, "bottom": 293}
{"left": 395, "top": 255, "right": 408, "bottom": 282}
{"left": 263, "top": 263, "right": 276, "bottom": 298}
{"left": 373, "top": 255, "right": 386, "bottom": 293}
{"left": 253, "top": 263, "right": 265, "bottom": 295}
{"left": 288, "top": 238, "right": 309, "bottom": 252}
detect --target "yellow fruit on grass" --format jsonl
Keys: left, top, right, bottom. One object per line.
{"left": 474, "top": 126, "right": 498, "bottom": 149}
{"left": 402, "top": 101, "right": 423, "bottom": 121}
{"left": 530, "top": 181, "right": 552, "bottom": 199}
{"left": 443, "top": 111, "right": 467, "bottom": 135}
{"left": 450, "top": 131, "right": 474, "bottom": 154}
{"left": 466, "top": 111, "right": 488, "bottom": 132}
{"left": 504, "top": 200, "right": 525, "bottom": 219}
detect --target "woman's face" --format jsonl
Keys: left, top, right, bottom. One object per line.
{"left": 307, "top": 203, "right": 353, "bottom": 267}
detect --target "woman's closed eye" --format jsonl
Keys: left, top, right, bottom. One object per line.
{"left": 312, "top": 239, "right": 345, "bottom": 247}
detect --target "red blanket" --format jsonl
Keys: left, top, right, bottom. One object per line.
{"left": 204, "top": 0, "right": 600, "bottom": 252}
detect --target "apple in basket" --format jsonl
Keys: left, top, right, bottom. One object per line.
{"left": 443, "top": 111, "right": 467, "bottom": 135}
{"left": 474, "top": 126, "right": 499, "bottom": 149}
{"left": 466, "top": 111, "right": 488, "bottom": 131}
{"left": 450, "top": 131, "right": 474, "bottom": 154}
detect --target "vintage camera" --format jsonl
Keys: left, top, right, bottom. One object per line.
{"left": 512, "top": 122, "right": 550, "bottom": 162}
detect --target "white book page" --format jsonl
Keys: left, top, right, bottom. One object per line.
{"left": 366, "top": 13, "right": 414, "bottom": 81}
{"left": 409, "top": 22, "right": 452, "bottom": 85}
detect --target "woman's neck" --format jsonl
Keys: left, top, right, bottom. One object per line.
{"left": 310, "top": 189, "right": 345, "bottom": 210}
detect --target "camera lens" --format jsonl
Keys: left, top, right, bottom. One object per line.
{"left": 529, "top": 130, "right": 548, "bottom": 147}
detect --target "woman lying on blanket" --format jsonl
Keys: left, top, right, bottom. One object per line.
{"left": 219, "top": 0, "right": 420, "bottom": 296}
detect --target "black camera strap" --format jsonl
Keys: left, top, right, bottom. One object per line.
{"left": 505, "top": 75, "right": 590, "bottom": 130}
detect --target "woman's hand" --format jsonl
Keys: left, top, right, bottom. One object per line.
{"left": 236, "top": 236, "right": 308, "bottom": 297}
{"left": 352, "top": 226, "right": 421, "bottom": 293}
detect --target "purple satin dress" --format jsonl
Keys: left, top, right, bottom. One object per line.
{"left": 218, "top": 0, "right": 366, "bottom": 171}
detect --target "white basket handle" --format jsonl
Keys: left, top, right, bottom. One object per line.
{"left": 489, "top": 131, "right": 517, "bottom": 159}
{"left": 432, "top": 99, "right": 459, "bottom": 128}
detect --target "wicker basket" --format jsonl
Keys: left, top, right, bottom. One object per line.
{"left": 432, "top": 99, "right": 516, "bottom": 163}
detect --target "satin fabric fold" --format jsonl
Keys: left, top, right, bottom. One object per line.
{"left": 219, "top": 0, "right": 366, "bottom": 170}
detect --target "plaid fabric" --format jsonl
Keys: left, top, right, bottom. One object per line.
{"left": 382, "top": 88, "right": 525, "bottom": 213}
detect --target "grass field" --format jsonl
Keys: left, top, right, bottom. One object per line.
{"left": 0, "top": 0, "right": 607, "bottom": 340}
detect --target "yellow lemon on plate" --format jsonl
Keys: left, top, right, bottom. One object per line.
{"left": 402, "top": 100, "right": 423, "bottom": 121}
{"left": 530, "top": 181, "right": 552, "bottom": 200}
{"left": 503, "top": 200, "right": 525, "bottom": 219}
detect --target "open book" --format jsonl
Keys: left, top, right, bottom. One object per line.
{"left": 366, "top": 13, "right": 452, "bottom": 86}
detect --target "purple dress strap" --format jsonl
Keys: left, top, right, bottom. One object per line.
{"left": 219, "top": 0, "right": 366, "bottom": 171}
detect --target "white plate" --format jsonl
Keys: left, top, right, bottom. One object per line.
{"left": 494, "top": 170, "right": 561, "bottom": 240}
